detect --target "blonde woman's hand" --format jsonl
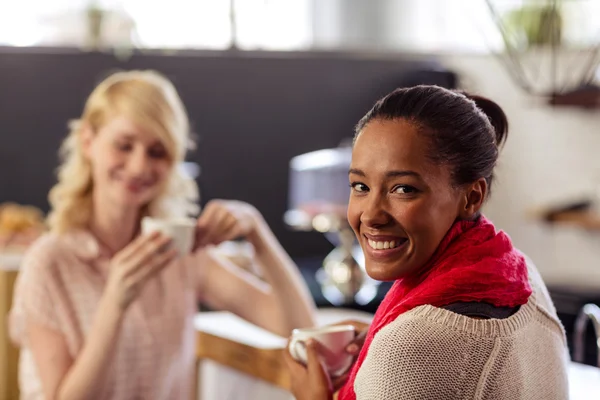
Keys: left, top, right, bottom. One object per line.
{"left": 194, "top": 199, "right": 261, "bottom": 248}
{"left": 104, "top": 232, "right": 177, "bottom": 311}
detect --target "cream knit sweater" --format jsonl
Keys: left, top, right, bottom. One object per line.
{"left": 354, "top": 262, "right": 570, "bottom": 399}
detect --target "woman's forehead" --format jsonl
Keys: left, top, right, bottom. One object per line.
{"left": 351, "top": 118, "right": 452, "bottom": 186}
{"left": 101, "top": 115, "right": 166, "bottom": 144}
{"left": 352, "top": 119, "right": 427, "bottom": 167}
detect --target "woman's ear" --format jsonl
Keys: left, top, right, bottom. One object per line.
{"left": 458, "top": 178, "right": 487, "bottom": 219}
{"left": 80, "top": 122, "right": 95, "bottom": 159}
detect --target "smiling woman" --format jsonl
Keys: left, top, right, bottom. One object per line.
{"left": 9, "top": 70, "right": 316, "bottom": 400}
{"left": 346, "top": 88, "right": 508, "bottom": 282}
{"left": 347, "top": 118, "right": 459, "bottom": 282}
{"left": 285, "top": 85, "right": 570, "bottom": 400}
{"left": 47, "top": 70, "right": 197, "bottom": 234}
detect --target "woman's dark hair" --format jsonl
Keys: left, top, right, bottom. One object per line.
{"left": 354, "top": 85, "right": 508, "bottom": 195}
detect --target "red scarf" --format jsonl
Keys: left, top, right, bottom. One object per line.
{"left": 337, "top": 216, "right": 531, "bottom": 400}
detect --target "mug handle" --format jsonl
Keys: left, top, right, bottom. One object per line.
{"left": 288, "top": 337, "right": 308, "bottom": 364}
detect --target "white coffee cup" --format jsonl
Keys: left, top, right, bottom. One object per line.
{"left": 288, "top": 324, "right": 356, "bottom": 377}
{"left": 141, "top": 217, "right": 196, "bottom": 256}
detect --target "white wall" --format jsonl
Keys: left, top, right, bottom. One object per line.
{"left": 441, "top": 54, "right": 600, "bottom": 292}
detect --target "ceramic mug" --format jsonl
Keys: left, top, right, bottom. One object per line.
{"left": 141, "top": 217, "right": 196, "bottom": 256}
{"left": 288, "top": 324, "right": 356, "bottom": 377}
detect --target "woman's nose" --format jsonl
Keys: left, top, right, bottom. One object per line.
{"left": 126, "top": 148, "right": 150, "bottom": 176}
{"left": 360, "top": 195, "right": 391, "bottom": 227}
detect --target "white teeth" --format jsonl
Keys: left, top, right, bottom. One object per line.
{"left": 368, "top": 239, "right": 403, "bottom": 250}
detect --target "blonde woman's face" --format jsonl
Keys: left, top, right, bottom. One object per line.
{"left": 84, "top": 115, "right": 172, "bottom": 211}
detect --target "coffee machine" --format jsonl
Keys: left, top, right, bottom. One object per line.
{"left": 285, "top": 145, "right": 379, "bottom": 306}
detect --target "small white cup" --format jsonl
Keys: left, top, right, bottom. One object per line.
{"left": 141, "top": 217, "right": 196, "bottom": 256}
{"left": 288, "top": 324, "right": 356, "bottom": 377}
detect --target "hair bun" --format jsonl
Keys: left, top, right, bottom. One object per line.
{"left": 463, "top": 93, "right": 509, "bottom": 148}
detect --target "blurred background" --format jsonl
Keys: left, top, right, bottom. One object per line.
{"left": 1, "top": 0, "right": 600, "bottom": 394}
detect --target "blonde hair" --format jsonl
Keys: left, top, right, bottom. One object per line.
{"left": 47, "top": 70, "right": 199, "bottom": 233}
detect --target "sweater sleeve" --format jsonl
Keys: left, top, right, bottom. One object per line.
{"left": 354, "top": 307, "right": 495, "bottom": 400}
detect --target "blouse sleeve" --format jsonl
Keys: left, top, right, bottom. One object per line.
{"left": 9, "top": 235, "right": 64, "bottom": 345}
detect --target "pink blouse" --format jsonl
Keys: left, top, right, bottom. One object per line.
{"left": 9, "top": 230, "right": 200, "bottom": 400}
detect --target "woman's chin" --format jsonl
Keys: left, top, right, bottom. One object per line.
{"left": 365, "top": 260, "right": 413, "bottom": 282}
{"left": 111, "top": 190, "right": 155, "bottom": 211}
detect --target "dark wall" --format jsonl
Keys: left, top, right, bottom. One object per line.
{"left": 0, "top": 47, "right": 455, "bottom": 258}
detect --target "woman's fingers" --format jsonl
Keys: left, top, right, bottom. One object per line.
{"left": 209, "top": 219, "right": 242, "bottom": 245}
{"left": 196, "top": 203, "right": 223, "bottom": 246}
{"left": 196, "top": 204, "right": 237, "bottom": 246}
{"left": 283, "top": 340, "right": 307, "bottom": 375}
{"left": 346, "top": 329, "right": 368, "bottom": 355}
{"left": 106, "top": 230, "right": 177, "bottom": 311}
{"left": 115, "top": 231, "right": 161, "bottom": 262}
{"left": 123, "top": 234, "right": 173, "bottom": 276}
{"left": 305, "top": 340, "right": 334, "bottom": 393}
{"left": 283, "top": 339, "right": 332, "bottom": 400}
{"left": 127, "top": 246, "right": 178, "bottom": 285}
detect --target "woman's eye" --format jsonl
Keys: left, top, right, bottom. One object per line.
{"left": 114, "top": 142, "right": 132, "bottom": 152}
{"left": 350, "top": 182, "right": 368, "bottom": 193}
{"left": 148, "top": 145, "right": 167, "bottom": 159}
{"left": 393, "top": 185, "right": 417, "bottom": 194}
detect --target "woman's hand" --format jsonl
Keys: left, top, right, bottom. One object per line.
{"left": 283, "top": 339, "right": 333, "bottom": 400}
{"left": 28, "top": 232, "right": 176, "bottom": 400}
{"left": 194, "top": 199, "right": 261, "bottom": 248}
{"left": 104, "top": 231, "right": 177, "bottom": 311}
{"left": 192, "top": 199, "right": 317, "bottom": 336}
{"left": 330, "top": 320, "right": 370, "bottom": 391}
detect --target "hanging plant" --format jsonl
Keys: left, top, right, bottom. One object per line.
{"left": 85, "top": 2, "right": 105, "bottom": 50}
{"left": 503, "top": 1, "right": 563, "bottom": 48}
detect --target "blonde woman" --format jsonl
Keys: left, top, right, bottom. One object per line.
{"left": 9, "top": 70, "right": 316, "bottom": 400}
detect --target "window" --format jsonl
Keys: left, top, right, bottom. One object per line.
{"left": 1, "top": 1, "right": 598, "bottom": 54}
{"left": 0, "top": 0, "right": 312, "bottom": 50}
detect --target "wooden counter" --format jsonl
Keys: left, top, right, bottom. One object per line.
{"left": 0, "top": 266, "right": 19, "bottom": 400}
{"left": 193, "top": 309, "right": 372, "bottom": 399}
{"left": 194, "top": 312, "right": 290, "bottom": 391}
{"left": 3, "top": 285, "right": 599, "bottom": 400}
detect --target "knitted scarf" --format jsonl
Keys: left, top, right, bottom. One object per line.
{"left": 337, "top": 216, "right": 531, "bottom": 399}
